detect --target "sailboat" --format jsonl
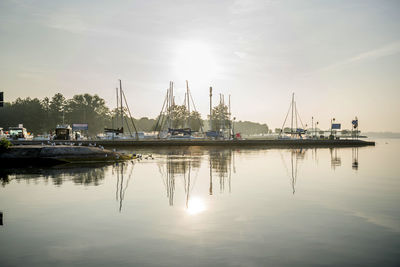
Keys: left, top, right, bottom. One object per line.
{"left": 102, "top": 80, "right": 142, "bottom": 140}
{"left": 279, "top": 93, "right": 307, "bottom": 139}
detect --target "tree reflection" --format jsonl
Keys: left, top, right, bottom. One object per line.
{"left": 0, "top": 163, "right": 110, "bottom": 187}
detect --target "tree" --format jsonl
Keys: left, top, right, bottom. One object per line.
{"left": 4, "top": 97, "right": 46, "bottom": 134}
{"left": 49, "top": 93, "right": 66, "bottom": 126}
{"left": 209, "top": 103, "right": 230, "bottom": 132}
{"left": 64, "top": 94, "right": 111, "bottom": 136}
{"left": 167, "top": 104, "right": 189, "bottom": 129}
{"left": 188, "top": 111, "right": 203, "bottom": 131}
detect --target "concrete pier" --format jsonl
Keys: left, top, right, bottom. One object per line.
{"left": 10, "top": 139, "right": 375, "bottom": 148}
{"left": 0, "top": 145, "right": 126, "bottom": 166}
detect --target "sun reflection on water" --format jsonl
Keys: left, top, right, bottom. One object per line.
{"left": 186, "top": 197, "right": 206, "bottom": 215}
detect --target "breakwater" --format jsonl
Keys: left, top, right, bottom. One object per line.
{"left": 0, "top": 145, "right": 127, "bottom": 166}
{"left": 11, "top": 139, "right": 375, "bottom": 148}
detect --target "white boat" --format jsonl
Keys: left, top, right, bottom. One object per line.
{"left": 8, "top": 125, "right": 33, "bottom": 140}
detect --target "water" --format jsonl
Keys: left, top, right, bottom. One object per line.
{"left": 1, "top": 140, "right": 399, "bottom": 266}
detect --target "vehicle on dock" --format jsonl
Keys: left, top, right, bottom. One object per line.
{"left": 8, "top": 125, "right": 33, "bottom": 140}
{"left": 54, "top": 125, "right": 73, "bottom": 140}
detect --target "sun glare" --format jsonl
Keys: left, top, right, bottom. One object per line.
{"left": 174, "top": 41, "right": 219, "bottom": 81}
{"left": 186, "top": 197, "right": 206, "bottom": 215}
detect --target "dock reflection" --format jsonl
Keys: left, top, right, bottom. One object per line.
{"left": 281, "top": 147, "right": 361, "bottom": 194}
{"left": 0, "top": 147, "right": 363, "bottom": 212}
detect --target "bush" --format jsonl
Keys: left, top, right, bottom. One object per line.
{"left": 0, "top": 138, "right": 12, "bottom": 151}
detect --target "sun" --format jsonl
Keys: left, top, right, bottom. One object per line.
{"left": 174, "top": 41, "right": 219, "bottom": 81}
{"left": 186, "top": 197, "right": 206, "bottom": 215}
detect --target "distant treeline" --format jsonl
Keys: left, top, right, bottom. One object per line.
{"left": 363, "top": 132, "right": 400, "bottom": 139}
{"left": 0, "top": 93, "right": 269, "bottom": 136}
{"left": 232, "top": 120, "right": 269, "bottom": 135}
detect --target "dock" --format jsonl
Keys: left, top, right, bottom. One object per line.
{"left": 0, "top": 145, "right": 129, "bottom": 166}
{"left": 10, "top": 139, "right": 375, "bottom": 148}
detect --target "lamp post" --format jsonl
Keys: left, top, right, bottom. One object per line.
{"left": 311, "top": 116, "right": 314, "bottom": 138}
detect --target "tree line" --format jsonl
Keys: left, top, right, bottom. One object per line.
{"left": 0, "top": 93, "right": 111, "bottom": 135}
{"left": 0, "top": 93, "right": 269, "bottom": 136}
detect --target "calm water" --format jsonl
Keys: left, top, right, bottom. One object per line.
{"left": 1, "top": 140, "right": 399, "bottom": 266}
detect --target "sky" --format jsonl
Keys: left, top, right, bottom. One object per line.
{"left": 0, "top": 0, "right": 399, "bottom": 131}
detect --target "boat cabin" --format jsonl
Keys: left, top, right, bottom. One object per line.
{"left": 55, "top": 125, "right": 73, "bottom": 140}
{"left": 9, "top": 125, "right": 32, "bottom": 140}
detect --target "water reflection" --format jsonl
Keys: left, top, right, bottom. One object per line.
{"left": 0, "top": 147, "right": 363, "bottom": 211}
{"left": 330, "top": 148, "right": 342, "bottom": 169}
{"left": 352, "top": 147, "right": 359, "bottom": 170}
{"left": 281, "top": 149, "right": 306, "bottom": 194}
{"left": 158, "top": 149, "right": 202, "bottom": 207}
{"left": 0, "top": 163, "right": 110, "bottom": 187}
{"left": 114, "top": 162, "right": 135, "bottom": 212}
{"left": 154, "top": 148, "right": 236, "bottom": 211}
{"left": 209, "top": 149, "right": 234, "bottom": 195}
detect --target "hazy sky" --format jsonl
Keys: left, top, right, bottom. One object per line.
{"left": 1, "top": 0, "right": 399, "bottom": 131}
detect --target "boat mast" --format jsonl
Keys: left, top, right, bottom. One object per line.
{"left": 186, "top": 80, "right": 190, "bottom": 128}
{"left": 209, "top": 87, "right": 212, "bottom": 131}
{"left": 294, "top": 101, "right": 298, "bottom": 133}
{"left": 229, "top": 94, "right": 231, "bottom": 138}
{"left": 291, "top": 93, "right": 294, "bottom": 136}
{"left": 116, "top": 87, "right": 119, "bottom": 128}
{"left": 119, "top": 80, "right": 124, "bottom": 131}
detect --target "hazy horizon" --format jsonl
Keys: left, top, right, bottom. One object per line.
{"left": 1, "top": 0, "right": 399, "bottom": 131}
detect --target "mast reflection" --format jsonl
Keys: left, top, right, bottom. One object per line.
{"left": 282, "top": 147, "right": 362, "bottom": 194}
{"left": 158, "top": 149, "right": 202, "bottom": 207}
{"left": 208, "top": 149, "right": 234, "bottom": 195}
{"left": 158, "top": 148, "right": 235, "bottom": 208}
{"left": 288, "top": 149, "right": 306, "bottom": 194}
{"left": 114, "top": 162, "right": 135, "bottom": 212}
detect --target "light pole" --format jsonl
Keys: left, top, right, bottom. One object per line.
{"left": 311, "top": 116, "right": 314, "bottom": 138}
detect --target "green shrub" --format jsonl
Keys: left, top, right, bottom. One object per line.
{"left": 0, "top": 138, "right": 12, "bottom": 150}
